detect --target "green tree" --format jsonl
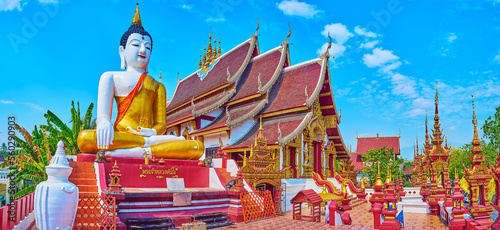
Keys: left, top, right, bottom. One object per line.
{"left": 360, "top": 147, "right": 405, "bottom": 186}
{"left": 40, "top": 101, "right": 94, "bottom": 155}
{"left": 0, "top": 143, "right": 7, "bottom": 157}
{"left": 0, "top": 124, "right": 53, "bottom": 198}
{"left": 483, "top": 106, "right": 500, "bottom": 146}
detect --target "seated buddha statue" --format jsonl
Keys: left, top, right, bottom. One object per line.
{"left": 77, "top": 4, "right": 203, "bottom": 160}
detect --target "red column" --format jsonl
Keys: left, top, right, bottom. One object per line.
{"left": 329, "top": 201, "right": 338, "bottom": 226}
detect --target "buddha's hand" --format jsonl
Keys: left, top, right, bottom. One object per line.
{"left": 96, "top": 120, "right": 114, "bottom": 149}
{"left": 127, "top": 126, "right": 157, "bottom": 137}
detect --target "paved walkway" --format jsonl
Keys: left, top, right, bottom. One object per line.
{"left": 226, "top": 202, "right": 447, "bottom": 229}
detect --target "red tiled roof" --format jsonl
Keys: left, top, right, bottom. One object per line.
{"left": 260, "top": 61, "right": 322, "bottom": 115}
{"left": 290, "top": 189, "right": 323, "bottom": 206}
{"left": 167, "top": 41, "right": 253, "bottom": 111}
{"left": 166, "top": 92, "right": 228, "bottom": 126}
{"left": 355, "top": 136, "right": 400, "bottom": 155}
{"left": 350, "top": 153, "right": 364, "bottom": 171}
{"left": 229, "top": 47, "right": 283, "bottom": 103}
{"left": 226, "top": 113, "right": 308, "bottom": 149}
{"left": 190, "top": 110, "right": 228, "bottom": 135}
{"left": 166, "top": 105, "right": 193, "bottom": 126}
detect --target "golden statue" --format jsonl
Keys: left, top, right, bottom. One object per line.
{"left": 77, "top": 4, "right": 203, "bottom": 160}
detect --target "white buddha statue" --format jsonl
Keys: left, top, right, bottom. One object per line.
{"left": 77, "top": 4, "right": 203, "bottom": 160}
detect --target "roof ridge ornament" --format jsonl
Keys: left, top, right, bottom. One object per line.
{"left": 255, "top": 17, "right": 259, "bottom": 36}
{"left": 257, "top": 73, "right": 262, "bottom": 93}
{"left": 278, "top": 121, "right": 282, "bottom": 140}
{"left": 226, "top": 106, "right": 231, "bottom": 124}
{"left": 191, "top": 97, "right": 196, "bottom": 115}
{"left": 132, "top": 3, "right": 142, "bottom": 25}
{"left": 322, "top": 32, "right": 333, "bottom": 58}
{"left": 287, "top": 22, "right": 291, "bottom": 41}
{"left": 226, "top": 66, "right": 231, "bottom": 82}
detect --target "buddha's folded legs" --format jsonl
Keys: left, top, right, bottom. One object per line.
{"left": 78, "top": 130, "right": 145, "bottom": 153}
{"left": 105, "top": 140, "right": 204, "bottom": 160}
{"left": 77, "top": 130, "right": 204, "bottom": 160}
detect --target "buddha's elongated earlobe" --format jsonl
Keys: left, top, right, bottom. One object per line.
{"left": 119, "top": 46, "right": 126, "bottom": 70}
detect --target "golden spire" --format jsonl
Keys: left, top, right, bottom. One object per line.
{"left": 132, "top": 3, "right": 142, "bottom": 25}
{"left": 218, "top": 33, "right": 221, "bottom": 57}
{"left": 471, "top": 94, "right": 482, "bottom": 154}
{"left": 213, "top": 35, "right": 217, "bottom": 60}
{"left": 202, "top": 43, "right": 207, "bottom": 68}
{"left": 159, "top": 71, "right": 162, "bottom": 83}
{"left": 199, "top": 50, "right": 202, "bottom": 69}
{"left": 259, "top": 115, "right": 263, "bottom": 130}
{"left": 385, "top": 165, "right": 391, "bottom": 183}
{"left": 472, "top": 94, "right": 478, "bottom": 140}
{"left": 432, "top": 80, "right": 444, "bottom": 147}
{"left": 424, "top": 109, "right": 430, "bottom": 149}
{"left": 375, "top": 161, "right": 383, "bottom": 186}
{"left": 207, "top": 29, "right": 213, "bottom": 63}
{"left": 416, "top": 134, "right": 419, "bottom": 154}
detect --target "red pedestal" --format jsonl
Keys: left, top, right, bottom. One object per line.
{"left": 357, "top": 193, "right": 367, "bottom": 202}
{"left": 373, "top": 202, "right": 383, "bottom": 229}
{"left": 328, "top": 201, "right": 338, "bottom": 226}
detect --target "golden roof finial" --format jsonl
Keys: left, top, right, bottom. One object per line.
{"left": 202, "top": 43, "right": 207, "bottom": 68}
{"left": 286, "top": 22, "right": 291, "bottom": 41}
{"left": 218, "top": 33, "right": 221, "bottom": 57}
{"left": 207, "top": 28, "right": 213, "bottom": 62}
{"left": 323, "top": 31, "right": 332, "bottom": 57}
{"left": 159, "top": 70, "right": 162, "bottom": 83}
{"left": 255, "top": 17, "right": 259, "bottom": 35}
{"left": 177, "top": 71, "right": 180, "bottom": 82}
{"left": 132, "top": 3, "right": 142, "bottom": 25}
{"left": 199, "top": 50, "right": 202, "bottom": 69}
{"left": 114, "top": 160, "right": 117, "bottom": 167}
{"left": 259, "top": 115, "right": 263, "bottom": 130}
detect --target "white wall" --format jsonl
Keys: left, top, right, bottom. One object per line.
{"left": 199, "top": 108, "right": 223, "bottom": 130}
{"left": 229, "top": 119, "right": 256, "bottom": 145}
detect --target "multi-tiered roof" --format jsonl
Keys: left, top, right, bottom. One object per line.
{"left": 166, "top": 24, "right": 348, "bottom": 158}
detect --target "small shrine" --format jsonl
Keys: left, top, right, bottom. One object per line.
{"left": 462, "top": 95, "right": 494, "bottom": 228}
{"left": 380, "top": 167, "right": 402, "bottom": 230}
{"left": 290, "top": 189, "right": 323, "bottom": 222}
{"left": 426, "top": 82, "right": 451, "bottom": 216}
{"left": 107, "top": 161, "right": 124, "bottom": 194}
{"left": 239, "top": 118, "right": 289, "bottom": 212}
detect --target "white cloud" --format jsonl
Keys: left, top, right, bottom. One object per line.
{"left": 23, "top": 102, "right": 43, "bottom": 111}
{"left": 0, "top": 0, "right": 22, "bottom": 11}
{"left": 336, "top": 88, "right": 352, "bottom": 97}
{"left": 321, "top": 23, "right": 353, "bottom": 45}
{"left": 317, "top": 23, "right": 353, "bottom": 58}
{"left": 359, "top": 40, "right": 380, "bottom": 49}
{"left": 494, "top": 50, "right": 500, "bottom": 64}
{"left": 206, "top": 17, "right": 225, "bottom": 22}
{"left": 0, "top": 0, "right": 57, "bottom": 11}
{"left": 1, "top": 100, "right": 14, "bottom": 104}
{"left": 362, "top": 48, "right": 399, "bottom": 68}
{"left": 412, "top": 98, "right": 433, "bottom": 108}
{"left": 276, "top": 0, "right": 322, "bottom": 18}
{"left": 316, "top": 42, "right": 346, "bottom": 57}
{"left": 447, "top": 32, "right": 457, "bottom": 43}
{"left": 181, "top": 4, "right": 192, "bottom": 10}
{"left": 380, "top": 61, "right": 402, "bottom": 74}
{"left": 354, "top": 26, "right": 379, "bottom": 38}
{"left": 390, "top": 73, "right": 417, "bottom": 98}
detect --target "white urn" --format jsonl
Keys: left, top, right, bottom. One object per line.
{"left": 34, "top": 141, "right": 79, "bottom": 230}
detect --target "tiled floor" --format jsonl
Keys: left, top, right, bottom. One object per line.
{"left": 226, "top": 202, "right": 447, "bottom": 229}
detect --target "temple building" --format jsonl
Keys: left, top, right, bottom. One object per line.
{"left": 165, "top": 25, "right": 348, "bottom": 179}
{"left": 350, "top": 133, "right": 400, "bottom": 171}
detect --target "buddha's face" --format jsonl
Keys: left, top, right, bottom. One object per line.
{"left": 119, "top": 33, "right": 152, "bottom": 70}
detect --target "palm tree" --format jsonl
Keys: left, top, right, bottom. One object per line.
{"left": 41, "top": 101, "right": 94, "bottom": 155}
{"left": 0, "top": 124, "right": 52, "bottom": 198}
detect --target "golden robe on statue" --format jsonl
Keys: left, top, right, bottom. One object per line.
{"left": 77, "top": 74, "right": 204, "bottom": 160}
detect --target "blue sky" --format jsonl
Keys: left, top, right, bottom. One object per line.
{"left": 1, "top": 0, "right": 500, "bottom": 160}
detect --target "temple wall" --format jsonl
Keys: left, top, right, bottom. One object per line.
{"left": 202, "top": 132, "right": 229, "bottom": 160}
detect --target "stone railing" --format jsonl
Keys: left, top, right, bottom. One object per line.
{"left": 0, "top": 192, "right": 35, "bottom": 230}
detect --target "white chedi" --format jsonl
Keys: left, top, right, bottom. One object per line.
{"left": 34, "top": 141, "right": 79, "bottom": 230}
